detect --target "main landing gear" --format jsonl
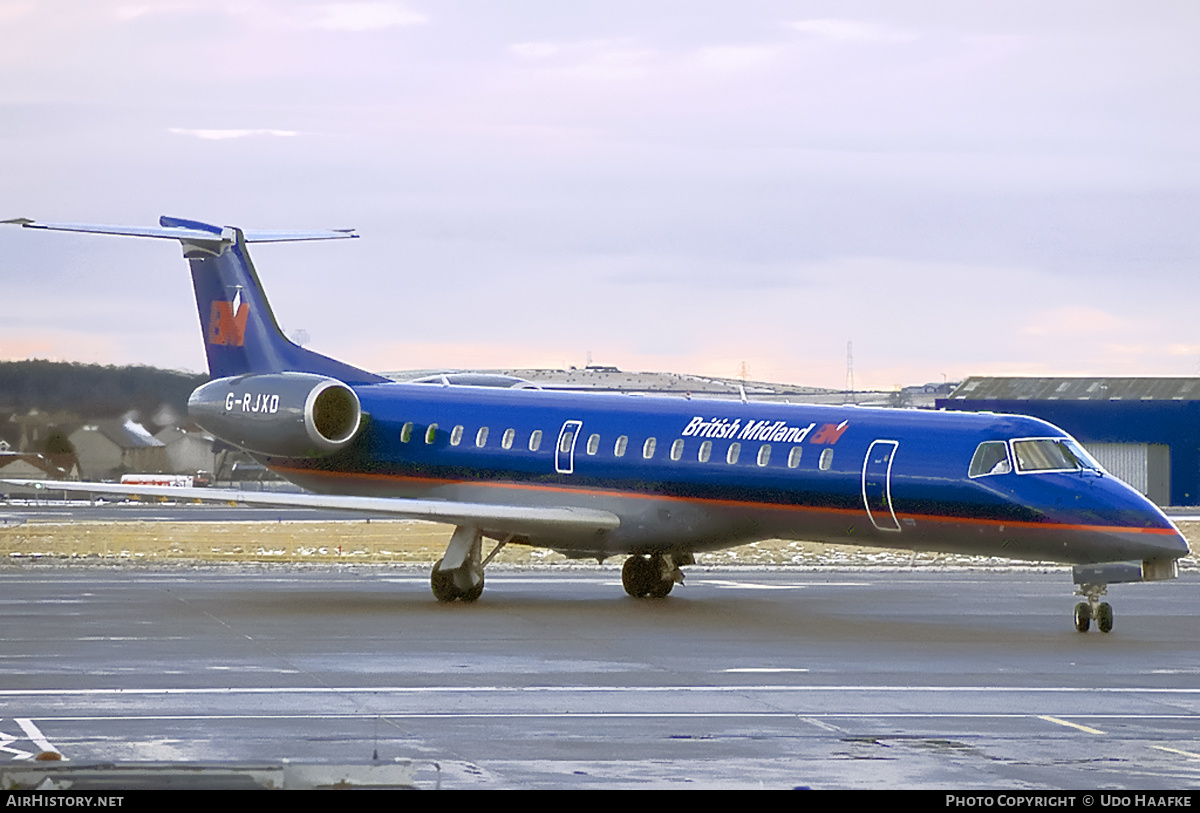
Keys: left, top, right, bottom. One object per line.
{"left": 430, "top": 525, "right": 511, "bottom": 603}
{"left": 1073, "top": 582, "right": 1113, "bottom": 633}
{"left": 429, "top": 533, "right": 695, "bottom": 603}
{"left": 621, "top": 553, "right": 690, "bottom": 598}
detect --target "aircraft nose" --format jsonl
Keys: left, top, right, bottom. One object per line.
{"left": 1156, "top": 525, "right": 1191, "bottom": 558}
{"left": 1080, "top": 477, "right": 1191, "bottom": 562}
{"left": 1125, "top": 502, "right": 1189, "bottom": 560}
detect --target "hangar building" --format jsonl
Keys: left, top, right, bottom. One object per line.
{"left": 937, "top": 377, "right": 1200, "bottom": 507}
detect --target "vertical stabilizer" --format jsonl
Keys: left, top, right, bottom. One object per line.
{"left": 172, "top": 218, "right": 385, "bottom": 383}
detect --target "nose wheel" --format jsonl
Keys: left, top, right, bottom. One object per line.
{"left": 1073, "top": 583, "right": 1113, "bottom": 633}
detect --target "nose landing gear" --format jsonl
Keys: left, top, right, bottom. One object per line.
{"left": 1073, "top": 583, "right": 1113, "bottom": 633}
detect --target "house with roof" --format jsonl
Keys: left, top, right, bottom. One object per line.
{"left": 0, "top": 451, "right": 77, "bottom": 494}
{"left": 68, "top": 417, "right": 167, "bottom": 480}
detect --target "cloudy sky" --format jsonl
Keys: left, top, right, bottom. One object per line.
{"left": 2, "top": 1, "right": 1198, "bottom": 390}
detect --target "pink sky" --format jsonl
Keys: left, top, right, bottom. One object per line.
{"left": 3, "top": 2, "right": 1198, "bottom": 390}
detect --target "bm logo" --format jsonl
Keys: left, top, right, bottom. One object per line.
{"left": 208, "top": 298, "right": 248, "bottom": 346}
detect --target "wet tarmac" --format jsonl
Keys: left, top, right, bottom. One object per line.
{"left": 1, "top": 564, "right": 1197, "bottom": 789}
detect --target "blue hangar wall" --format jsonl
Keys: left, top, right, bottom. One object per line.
{"left": 937, "top": 384, "right": 1200, "bottom": 507}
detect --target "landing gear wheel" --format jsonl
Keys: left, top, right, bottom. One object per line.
{"left": 1074, "top": 582, "right": 1112, "bottom": 633}
{"left": 647, "top": 574, "right": 674, "bottom": 598}
{"left": 1073, "top": 602, "right": 1090, "bottom": 633}
{"left": 622, "top": 555, "right": 658, "bottom": 598}
{"left": 622, "top": 554, "right": 677, "bottom": 598}
{"left": 460, "top": 574, "right": 484, "bottom": 603}
{"left": 431, "top": 558, "right": 484, "bottom": 603}
{"left": 431, "top": 558, "right": 459, "bottom": 603}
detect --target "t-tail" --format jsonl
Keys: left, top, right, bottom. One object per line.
{"left": 6, "top": 215, "right": 386, "bottom": 385}
{"left": 5, "top": 216, "right": 386, "bottom": 459}
{"left": 163, "top": 216, "right": 386, "bottom": 384}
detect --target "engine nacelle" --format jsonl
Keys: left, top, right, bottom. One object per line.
{"left": 188, "top": 373, "right": 363, "bottom": 458}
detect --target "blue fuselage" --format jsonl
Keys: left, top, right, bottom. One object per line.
{"left": 268, "top": 382, "right": 1189, "bottom": 566}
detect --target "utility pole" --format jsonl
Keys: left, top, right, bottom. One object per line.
{"left": 846, "top": 340, "right": 855, "bottom": 403}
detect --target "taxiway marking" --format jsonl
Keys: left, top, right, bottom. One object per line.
{"left": 1149, "top": 745, "right": 1200, "bottom": 760}
{"left": 0, "top": 728, "right": 33, "bottom": 761}
{"left": 1038, "top": 715, "right": 1106, "bottom": 734}
{"left": 722, "top": 668, "right": 810, "bottom": 673}
{"left": 3, "top": 685, "right": 1199, "bottom": 697}
{"left": 15, "top": 718, "right": 62, "bottom": 758}
{"left": 0, "top": 719, "right": 61, "bottom": 761}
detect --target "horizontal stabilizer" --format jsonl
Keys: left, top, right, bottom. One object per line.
{"left": 3, "top": 218, "right": 358, "bottom": 243}
{"left": 1, "top": 479, "right": 621, "bottom": 537}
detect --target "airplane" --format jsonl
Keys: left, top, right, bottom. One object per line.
{"left": 2, "top": 216, "right": 1190, "bottom": 632}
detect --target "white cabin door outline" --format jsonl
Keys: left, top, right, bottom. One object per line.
{"left": 862, "top": 439, "right": 901, "bottom": 532}
{"left": 556, "top": 420, "right": 583, "bottom": 474}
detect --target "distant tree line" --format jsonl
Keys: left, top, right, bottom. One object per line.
{"left": 0, "top": 360, "right": 205, "bottom": 417}
{"left": 0, "top": 361, "right": 207, "bottom": 454}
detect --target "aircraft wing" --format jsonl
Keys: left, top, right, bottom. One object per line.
{"left": 0, "top": 479, "right": 620, "bottom": 536}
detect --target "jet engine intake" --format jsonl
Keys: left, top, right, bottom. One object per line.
{"left": 188, "top": 372, "right": 362, "bottom": 458}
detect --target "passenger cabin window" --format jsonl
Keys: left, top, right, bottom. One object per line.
{"left": 698, "top": 440, "right": 712, "bottom": 463}
{"left": 643, "top": 438, "right": 657, "bottom": 459}
{"left": 1011, "top": 438, "right": 1099, "bottom": 473}
{"left": 559, "top": 430, "right": 574, "bottom": 454}
{"left": 670, "top": 439, "right": 684, "bottom": 461}
{"left": 476, "top": 427, "right": 489, "bottom": 447}
{"left": 614, "top": 435, "right": 628, "bottom": 457}
{"left": 969, "top": 441, "right": 1011, "bottom": 477}
{"left": 787, "top": 446, "right": 802, "bottom": 468}
{"left": 757, "top": 444, "right": 771, "bottom": 466}
{"left": 400, "top": 422, "right": 413, "bottom": 443}
{"left": 529, "top": 430, "right": 543, "bottom": 452}
{"left": 726, "top": 442, "right": 741, "bottom": 465}
{"left": 502, "top": 428, "right": 515, "bottom": 449}
{"left": 450, "top": 425, "right": 464, "bottom": 446}
{"left": 819, "top": 448, "right": 833, "bottom": 471}
{"left": 425, "top": 424, "right": 438, "bottom": 445}
{"left": 587, "top": 433, "right": 601, "bottom": 455}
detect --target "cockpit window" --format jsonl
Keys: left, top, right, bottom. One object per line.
{"left": 1011, "top": 438, "right": 1101, "bottom": 473}
{"left": 969, "top": 441, "right": 1012, "bottom": 477}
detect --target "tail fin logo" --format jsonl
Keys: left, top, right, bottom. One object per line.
{"left": 208, "top": 298, "right": 249, "bottom": 347}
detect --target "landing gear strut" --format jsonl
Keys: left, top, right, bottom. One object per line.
{"left": 622, "top": 553, "right": 689, "bottom": 598}
{"left": 1073, "top": 582, "right": 1113, "bottom": 633}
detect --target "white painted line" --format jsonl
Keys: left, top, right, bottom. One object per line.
{"left": 0, "top": 727, "right": 34, "bottom": 761}
{"left": 1149, "top": 745, "right": 1200, "bottom": 760}
{"left": 2, "top": 684, "right": 1199, "bottom": 697}
{"left": 1038, "top": 715, "right": 1106, "bottom": 734}
{"left": 722, "top": 668, "right": 810, "bottom": 673}
{"left": 20, "top": 712, "right": 1200, "bottom": 723}
{"left": 800, "top": 717, "right": 844, "bottom": 732}
{"left": 15, "top": 718, "right": 63, "bottom": 760}
{"left": 698, "top": 579, "right": 871, "bottom": 590}
{"left": 378, "top": 577, "right": 622, "bottom": 585}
